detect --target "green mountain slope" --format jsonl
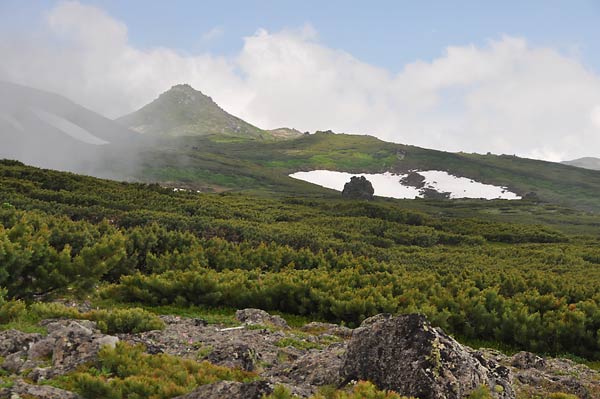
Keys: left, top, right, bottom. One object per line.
{"left": 117, "top": 84, "right": 279, "bottom": 139}
{"left": 135, "top": 131, "right": 600, "bottom": 212}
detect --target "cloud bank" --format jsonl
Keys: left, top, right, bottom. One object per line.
{"left": 2, "top": 1, "right": 600, "bottom": 161}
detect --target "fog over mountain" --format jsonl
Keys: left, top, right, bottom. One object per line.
{"left": 562, "top": 157, "right": 600, "bottom": 171}
{"left": 0, "top": 81, "right": 142, "bottom": 178}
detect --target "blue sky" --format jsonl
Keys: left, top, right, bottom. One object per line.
{"left": 3, "top": 0, "right": 600, "bottom": 72}
{"left": 1, "top": 1, "right": 600, "bottom": 160}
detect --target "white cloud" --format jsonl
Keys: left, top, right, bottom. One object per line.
{"left": 591, "top": 106, "right": 600, "bottom": 130}
{"left": 200, "top": 27, "right": 224, "bottom": 44}
{"left": 2, "top": 1, "right": 600, "bottom": 161}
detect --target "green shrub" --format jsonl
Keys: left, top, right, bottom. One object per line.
{"left": 266, "top": 381, "right": 413, "bottom": 399}
{"left": 29, "top": 302, "right": 82, "bottom": 320}
{"left": 60, "top": 342, "right": 256, "bottom": 399}
{"left": 89, "top": 308, "right": 164, "bottom": 334}
{"left": 0, "top": 299, "right": 26, "bottom": 323}
{"left": 547, "top": 393, "right": 579, "bottom": 399}
{"left": 467, "top": 386, "right": 493, "bottom": 399}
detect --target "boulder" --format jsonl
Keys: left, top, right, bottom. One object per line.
{"left": 235, "top": 308, "right": 289, "bottom": 329}
{"left": 173, "top": 380, "right": 273, "bottom": 399}
{"left": 342, "top": 176, "right": 374, "bottom": 200}
{"left": 341, "top": 314, "right": 514, "bottom": 399}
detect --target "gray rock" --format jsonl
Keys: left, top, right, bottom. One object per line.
{"left": 27, "top": 339, "right": 55, "bottom": 360}
{"left": 118, "top": 315, "right": 297, "bottom": 371}
{"left": 508, "top": 355, "right": 595, "bottom": 399}
{"left": 173, "top": 380, "right": 273, "bottom": 399}
{"left": 0, "top": 379, "right": 80, "bottom": 399}
{"left": 1, "top": 319, "right": 118, "bottom": 380}
{"left": 206, "top": 340, "right": 258, "bottom": 371}
{"left": 510, "top": 351, "right": 546, "bottom": 370}
{"left": 48, "top": 322, "right": 119, "bottom": 377}
{"left": 2, "top": 352, "right": 26, "bottom": 373}
{"left": 235, "top": 308, "right": 289, "bottom": 329}
{"left": 41, "top": 319, "right": 98, "bottom": 335}
{"left": 269, "top": 342, "right": 346, "bottom": 387}
{"left": 0, "top": 330, "right": 42, "bottom": 356}
{"left": 341, "top": 313, "right": 515, "bottom": 399}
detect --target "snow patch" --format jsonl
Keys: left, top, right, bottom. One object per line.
{"left": 0, "top": 113, "right": 25, "bottom": 131}
{"left": 31, "top": 108, "right": 109, "bottom": 145}
{"left": 289, "top": 170, "right": 520, "bottom": 200}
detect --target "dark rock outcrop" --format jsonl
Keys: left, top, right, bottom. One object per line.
{"left": 341, "top": 314, "right": 515, "bottom": 399}
{"left": 342, "top": 176, "right": 374, "bottom": 200}
{"left": 400, "top": 171, "right": 426, "bottom": 188}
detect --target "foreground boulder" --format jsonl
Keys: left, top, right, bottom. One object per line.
{"left": 341, "top": 314, "right": 514, "bottom": 399}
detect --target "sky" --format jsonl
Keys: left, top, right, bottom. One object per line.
{"left": 1, "top": 0, "right": 600, "bottom": 161}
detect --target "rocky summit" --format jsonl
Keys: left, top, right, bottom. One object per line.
{"left": 0, "top": 309, "right": 598, "bottom": 399}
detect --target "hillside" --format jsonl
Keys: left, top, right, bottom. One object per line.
{"left": 117, "top": 84, "right": 282, "bottom": 139}
{"left": 3, "top": 82, "right": 600, "bottom": 213}
{"left": 0, "top": 160, "right": 599, "bottom": 397}
{"left": 135, "top": 131, "right": 600, "bottom": 212}
{"left": 563, "top": 156, "right": 600, "bottom": 171}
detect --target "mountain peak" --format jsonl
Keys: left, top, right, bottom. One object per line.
{"left": 117, "top": 84, "right": 263, "bottom": 138}
{"left": 160, "top": 84, "right": 214, "bottom": 105}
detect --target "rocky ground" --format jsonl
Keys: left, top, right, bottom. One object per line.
{"left": 0, "top": 309, "right": 598, "bottom": 399}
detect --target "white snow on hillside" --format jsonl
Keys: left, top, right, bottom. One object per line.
{"left": 0, "top": 113, "right": 25, "bottom": 131}
{"left": 32, "top": 109, "right": 109, "bottom": 145}
{"left": 289, "top": 170, "right": 520, "bottom": 200}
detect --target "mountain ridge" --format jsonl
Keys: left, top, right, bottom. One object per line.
{"left": 562, "top": 156, "right": 600, "bottom": 171}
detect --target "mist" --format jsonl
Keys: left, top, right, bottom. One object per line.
{"left": 0, "top": 80, "right": 146, "bottom": 179}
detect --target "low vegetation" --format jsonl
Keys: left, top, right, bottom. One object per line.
{"left": 51, "top": 342, "right": 256, "bottom": 399}
{"left": 1, "top": 160, "right": 600, "bottom": 363}
{"left": 0, "top": 297, "right": 163, "bottom": 335}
